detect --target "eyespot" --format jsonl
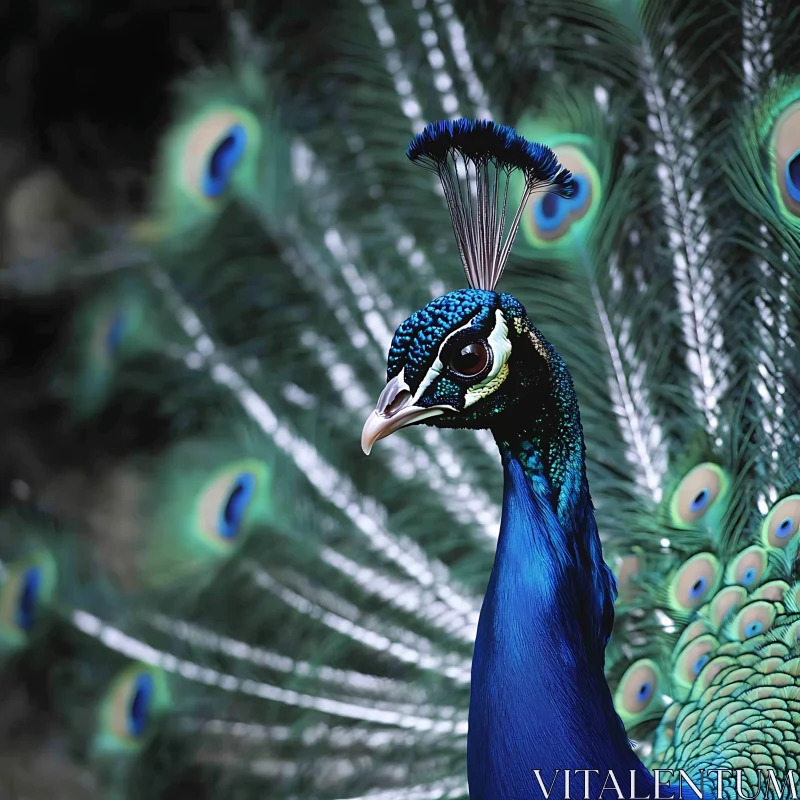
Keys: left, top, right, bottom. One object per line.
{"left": 127, "top": 672, "right": 153, "bottom": 736}
{"left": 670, "top": 553, "right": 720, "bottom": 611}
{"left": 142, "top": 455, "right": 271, "bottom": 587}
{"left": 219, "top": 472, "right": 255, "bottom": 539}
{"left": 733, "top": 601, "right": 776, "bottom": 641}
{"left": 762, "top": 495, "right": 800, "bottom": 549}
{"left": 614, "top": 659, "right": 662, "bottom": 723}
{"left": 692, "top": 653, "right": 710, "bottom": 674}
{"left": 673, "top": 633, "right": 718, "bottom": 686}
{"left": 726, "top": 545, "right": 768, "bottom": 588}
{"left": 98, "top": 664, "right": 169, "bottom": 752}
{"left": 91, "top": 311, "right": 127, "bottom": 366}
{"left": 94, "top": 312, "right": 127, "bottom": 362}
{"left": 709, "top": 586, "right": 747, "bottom": 628}
{"left": 69, "top": 279, "right": 153, "bottom": 417}
{"left": 106, "top": 314, "right": 127, "bottom": 357}
{"left": 448, "top": 341, "right": 490, "bottom": 378}
{"left": 16, "top": 567, "right": 40, "bottom": 631}
{"left": 0, "top": 552, "right": 56, "bottom": 648}
{"left": 199, "top": 468, "right": 259, "bottom": 544}
{"left": 182, "top": 111, "right": 255, "bottom": 201}
{"left": 771, "top": 101, "right": 800, "bottom": 217}
{"left": 521, "top": 143, "right": 600, "bottom": 246}
{"left": 531, "top": 174, "right": 590, "bottom": 236}
{"left": 202, "top": 124, "right": 247, "bottom": 198}
{"left": 670, "top": 463, "right": 728, "bottom": 527}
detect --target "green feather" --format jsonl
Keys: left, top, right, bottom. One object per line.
{"left": 139, "top": 444, "right": 273, "bottom": 587}
{"left": 57, "top": 274, "right": 166, "bottom": 418}
{"left": 139, "top": 58, "right": 292, "bottom": 248}
{"left": 0, "top": 548, "right": 57, "bottom": 652}
{"left": 92, "top": 664, "right": 171, "bottom": 757}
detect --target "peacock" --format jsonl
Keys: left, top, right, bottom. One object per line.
{"left": 3, "top": 0, "right": 800, "bottom": 798}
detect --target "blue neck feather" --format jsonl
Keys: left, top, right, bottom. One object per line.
{"left": 467, "top": 450, "right": 654, "bottom": 799}
{"left": 467, "top": 341, "right": 654, "bottom": 799}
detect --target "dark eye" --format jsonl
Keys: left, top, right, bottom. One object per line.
{"left": 449, "top": 341, "right": 490, "bottom": 378}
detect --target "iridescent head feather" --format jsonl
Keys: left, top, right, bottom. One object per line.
{"left": 406, "top": 118, "right": 575, "bottom": 291}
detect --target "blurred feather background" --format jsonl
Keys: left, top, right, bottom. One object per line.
{"left": 3, "top": 0, "right": 800, "bottom": 798}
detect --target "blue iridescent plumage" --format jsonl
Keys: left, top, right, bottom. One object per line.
{"left": 127, "top": 673, "right": 154, "bottom": 737}
{"left": 217, "top": 471, "right": 256, "bottom": 539}
{"left": 369, "top": 121, "right": 718, "bottom": 799}
{"left": 469, "top": 453, "right": 650, "bottom": 799}
{"left": 386, "top": 289, "right": 495, "bottom": 386}
{"left": 376, "top": 282, "right": 658, "bottom": 798}
{"left": 16, "top": 566, "right": 41, "bottom": 632}
{"left": 202, "top": 123, "right": 249, "bottom": 198}
{"left": 407, "top": 118, "right": 575, "bottom": 193}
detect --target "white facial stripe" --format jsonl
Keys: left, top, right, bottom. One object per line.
{"left": 411, "top": 359, "right": 442, "bottom": 405}
{"left": 463, "top": 310, "right": 511, "bottom": 408}
{"left": 410, "top": 316, "right": 478, "bottom": 405}
{"left": 395, "top": 368, "right": 411, "bottom": 394}
{"left": 409, "top": 309, "right": 511, "bottom": 408}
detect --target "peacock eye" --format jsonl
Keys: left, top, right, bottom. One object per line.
{"left": 92, "top": 310, "right": 127, "bottom": 365}
{"left": 141, "top": 455, "right": 270, "bottom": 588}
{"left": 16, "top": 566, "right": 41, "bottom": 631}
{"left": 692, "top": 653, "right": 710, "bottom": 675}
{"left": 531, "top": 174, "right": 591, "bottom": 234}
{"left": 689, "top": 489, "right": 710, "bottom": 513}
{"left": 670, "top": 463, "right": 728, "bottom": 527}
{"left": 179, "top": 110, "right": 256, "bottom": 203}
{"left": 674, "top": 633, "right": 718, "bottom": 686}
{"left": 710, "top": 586, "right": 746, "bottom": 627}
{"left": 198, "top": 467, "right": 260, "bottom": 544}
{"left": 670, "top": 552, "right": 720, "bottom": 611}
{"left": 726, "top": 545, "right": 767, "bottom": 588}
{"left": 202, "top": 124, "right": 248, "bottom": 199}
{"left": 520, "top": 142, "right": 599, "bottom": 248}
{"left": 614, "top": 659, "right": 662, "bottom": 725}
{"left": 217, "top": 472, "right": 256, "bottom": 539}
{"left": 771, "top": 101, "right": 800, "bottom": 217}
{"left": 0, "top": 551, "right": 56, "bottom": 648}
{"left": 762, "top": 495, "right": 800, "bottom": 549}
{"left": 786, "top": 153, "right": 800, "bottom": 201}
{"left": 613, "top": 554, "right": 641, "bottom": 601}
{"left": 100, "top": 664, "right": 169, "bottom": 749}
{"left": 448, "top": 340, "right": 490, "bottom": 379}
{"left": 105, "top": 313, "right": 127, "bottom": 357}
{"left": 733, "top": 601, "right": 775, "bottom": 642}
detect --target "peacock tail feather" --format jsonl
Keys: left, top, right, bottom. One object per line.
{"left": 4, "top": 0, "right": 800, "bottom": 797}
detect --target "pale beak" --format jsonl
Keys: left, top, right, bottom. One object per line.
{"left": 361, "top": 375, "right": 448, "bottom": 455}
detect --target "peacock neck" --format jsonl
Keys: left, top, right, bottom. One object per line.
{"left": 466, "top": 343, "right": 654, "bottom": 800}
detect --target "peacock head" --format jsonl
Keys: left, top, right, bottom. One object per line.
{"left": 362, "top": 287, "right": 551, "bottom": 453}
{"left": 361, "top": 118, "right": 573, "bottom": 455}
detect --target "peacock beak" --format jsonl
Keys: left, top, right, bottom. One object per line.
{"left": 361, "top": 375, "right": 446, "bottom": 455}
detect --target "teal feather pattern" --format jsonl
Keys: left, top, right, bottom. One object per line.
{"left": 5, "top": 0, "right": 800, "bottom": 798}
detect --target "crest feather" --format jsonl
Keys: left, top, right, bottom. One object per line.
{"left": 407, "top": 119, "right": 574, "bottom": 291}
